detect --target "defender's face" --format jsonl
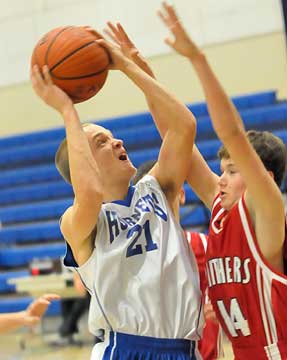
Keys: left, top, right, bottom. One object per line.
{"left": 218, "top": 158, "right": 246, "bottom": 211}
{"left": 84, "top": 124, "right": 136, "bottom": 182}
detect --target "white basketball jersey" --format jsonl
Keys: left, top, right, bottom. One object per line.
{"left": 67, "top": 175, "right": 203, "bottom": 340}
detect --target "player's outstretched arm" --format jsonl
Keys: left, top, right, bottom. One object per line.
{"left": 105, "top": 21, "right": 218, "bottom": 209}
{"left": 98, "top": 38, "right": 195, "bottom": 208}
{"left": 31, "top": 66, "right": 103, "bottom": 265}
{"left": 0, "top": 294, "right": 59, "bottom": 334}
{"left": 159, "top": 2, "right": 285, "bottom": 258}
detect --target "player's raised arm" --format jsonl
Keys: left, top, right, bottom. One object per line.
{"left": 98, "top": 37, "right": 195, "bottom": 210}
{"left": 159, "top": 2, "right": 286, "bottom": 260}
{"left": 31, "top": 65, "right": 103, "bottom": 265}
{"left": 157, "top": 2, "right": 220, "bottom": 209}
{"left": 106, "top": 21, "right": 218, "bottom": 209}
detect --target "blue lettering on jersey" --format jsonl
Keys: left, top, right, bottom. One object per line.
{"left": 106, "top": 192, "right": 167, "bottom": 244}
{"left": 106, "top": 210, "right": 120, "bottom": 243}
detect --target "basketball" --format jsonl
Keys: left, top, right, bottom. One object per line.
{"left": 31, "top": 26, "right": 110, "bottom": 103}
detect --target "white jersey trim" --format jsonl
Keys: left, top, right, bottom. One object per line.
{"left": 238, "top": 198, "right": 287, "bottom": 284}
{"left": 256, "top": 265, "right": 272, "bottom": 346}
{"left": 199, "top": 233, "right": 207, "bottom": 253}
{"left": 239, "top": 198, "right": 284, "bottom": 359}
{"left": 110, "top": 332, "right": 117, "bottom": 360}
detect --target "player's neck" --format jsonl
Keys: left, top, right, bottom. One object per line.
{"left": 103, "top": 180, "right": 131, "bottom": 203}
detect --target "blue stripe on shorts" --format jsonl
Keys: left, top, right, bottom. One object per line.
{"left": 103, "top": 331, "right": 197, "bottom": 360}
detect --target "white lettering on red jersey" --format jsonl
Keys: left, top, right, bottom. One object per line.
{"left": 207, "top": 195, "right": 287, "bottom": 359}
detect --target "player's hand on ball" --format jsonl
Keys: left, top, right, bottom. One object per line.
{"left": 96, "top": 38, "right": 131, "bottom": 72}
{"left": 104, "top": 22, "right": 155, "bottom": 78}
{"left": 31, "top": 65, "right": 73, "bottom": 114}
{"left": 81, "top": 26, "right": 104, "bottom": 40}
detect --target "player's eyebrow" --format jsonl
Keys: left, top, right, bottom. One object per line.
{"left": 220, "top": 163, "right": 236, "bottom": 172}
{"left": 91, "top": 131, "right": 113, "bottom": 141}
{"left": 226, "top": 163, "right": 236, "bottom": 168}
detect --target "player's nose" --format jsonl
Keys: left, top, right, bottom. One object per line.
{"left": 218, "top": 172, "right": 227, "bottom": 186}
{"left": 113, "top": 138, "right": 123, "bottom": 148}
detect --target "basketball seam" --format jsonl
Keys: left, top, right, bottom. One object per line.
{"left": 50, "top": 41, "right": 109, "bottom": 79}
{"left": 45, "top": 26, "right": 74, "bottom": 66}
{"left": 50, "top": 40, "right": 96, "bottom": 72}
{"left": 51, "top": 65, "right": 109, "bottom": 80}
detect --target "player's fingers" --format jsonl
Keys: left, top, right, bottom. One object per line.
{"left": 107, "top": 21, "right": 120, "bottom": 38}
{"left": 42, "top": 65, "right": 53, "bottom": 85}
{"left": 92, "top": 29, "right": 104, "bottom": 40}
{"left": 41, "top": 294, "right": 60, "bottom": 301}
{"left": 31, "top": 65, "right": 45, "bottom": 92}
{"left": 164, "top": 37, "right": 175, "bottom": 48}
{"left": 83, "top": 26, "right": 104, "bottom": 40}
{"left": 116, "top": 23, "right": 134, "bottom": 46}
{"left": 96, "top": 38, "right": 118, "bottom": 54}
{"left": 157, "top": 10, "right": 170, "bottom": 27}
{"left": 103, "top": 28, "right": 119, "bottom": 44}
{"left": 163, "top": 1, "right": 179, "bottom": 22}
{"left": 130, "top": 48, "right": 140, "bottom": 57}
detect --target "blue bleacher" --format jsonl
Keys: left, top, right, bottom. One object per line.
{"left": 0, "top": 89, "right": 286, "bottom": 315}
{"left": 0, "top": 90, "right": 276, "bottom": 151}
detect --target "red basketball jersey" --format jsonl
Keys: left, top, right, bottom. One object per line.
{"left": 186, "top": 231, "right": 222, "bottom": 360}
{"left": 207, "top": 195, "right": 287, "bottom": 359}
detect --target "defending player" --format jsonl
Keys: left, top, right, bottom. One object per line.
{"left": 158, "top": 2, "right": 287, "bottom": 359}
{"left": 31, "top": 35, "right": 203, "bottom": 359}
{"left": 104, "top": 22, "right": 222, "bottom": 359}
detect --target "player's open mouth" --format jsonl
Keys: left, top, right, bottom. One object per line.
{"left": 119, "top": 154, "right": 128, "bottom": 161}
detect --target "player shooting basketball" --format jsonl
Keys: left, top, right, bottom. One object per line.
{"left": 31, "top": 32, "right": 204, "bottom": 360}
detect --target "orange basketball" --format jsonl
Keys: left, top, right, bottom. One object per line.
{"left": 31, "top": 26, "right": 110, "bottom": 103}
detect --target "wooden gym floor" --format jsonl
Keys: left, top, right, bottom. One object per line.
{"left": 0, "top": 332, "right": 234, "bottom": 360}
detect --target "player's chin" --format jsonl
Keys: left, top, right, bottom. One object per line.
{"left": 221, "top": 198, "right": 235, "bottom": 211}
{"left": 220, "top": 198, "right": 230, "bottom": 211}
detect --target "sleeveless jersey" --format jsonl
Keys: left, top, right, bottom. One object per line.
{"left": 64, "top": 175, "right": 203, "bottom": 342}
{"left": 206, "top": 195, "right": 287, "bottom": 359}
{"left": 186, "top": 231, "right": 222, "bottom": 360}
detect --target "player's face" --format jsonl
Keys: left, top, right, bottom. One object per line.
{"left": 84, "top": 124, "right": 136, "bottom": 183}
{"left": 218, "top": 158, "right": 246, "bottom": 210}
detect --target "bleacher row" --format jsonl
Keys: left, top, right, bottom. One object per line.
{"left": 0, "top": 90, "right": 286, "bottom": 316}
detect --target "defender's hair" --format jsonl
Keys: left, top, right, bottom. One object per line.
{"left": 133, "top": 160, "right": 157, "bottom": 185}
{"left": 218, "top": 130, "right": 287, "bottom": 187}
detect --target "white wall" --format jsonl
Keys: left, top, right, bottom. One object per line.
{"left": 0, "top": 30, "right": 286, "bottom": 136}
{"left": 0, "top": 0, "right": 284, "bottom": 86}
{"left": 0, "top": 0, "right": 286, "bottom": 136}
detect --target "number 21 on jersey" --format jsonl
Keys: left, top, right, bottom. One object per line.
{"left": 126, "top": 220, "right": 158, "bottom": 258}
